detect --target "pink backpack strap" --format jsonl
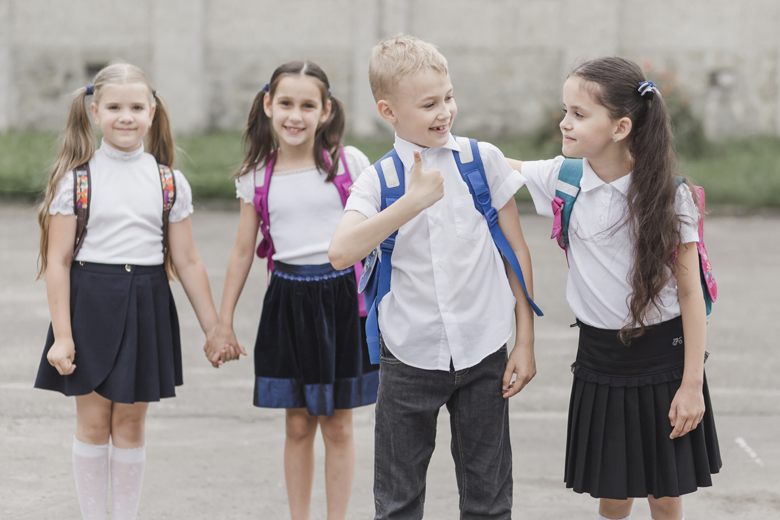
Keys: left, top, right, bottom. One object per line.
{"left": 693, "top": 185, "right": 717, "bottom": 302}
{"left": 253, "top": 150, "right": 277, "bottom": 273}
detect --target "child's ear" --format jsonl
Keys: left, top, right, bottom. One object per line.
{"left": 90, "top": 102, "right": 100, "bottom": 125}
{"left": 319, "top": 99, "right": 332, "bottom": 124}
{"left": 263, "top": 92, "right": 273, "bottom": 118}
{"left": 376, "top": 99, "right": 397, "bottom": 124}
{"left": 613, "top": 116, "right": 633, "bottom": 142}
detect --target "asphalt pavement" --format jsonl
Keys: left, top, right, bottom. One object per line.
{"left": 1, "top": 201, "right": 778, "bottom": 519}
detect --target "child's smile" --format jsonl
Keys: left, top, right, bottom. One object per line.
{"left": 264, "top": 75, "right": 331, "bottom": 152}
{"left": 90, "top": 82, "right": 155, "bottom": 153}
{"left": 386, "top": 68, "right": 457, "bottom": 148}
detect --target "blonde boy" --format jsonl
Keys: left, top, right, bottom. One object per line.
{"left": 329, "top": 35, "right": 536, "bottom": 519}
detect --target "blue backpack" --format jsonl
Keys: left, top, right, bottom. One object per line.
{"left": 551, "top": 158, "right": 717, "bottom": 318}
{"left": 358, "top": 137, "right": 543, "bottom": 364}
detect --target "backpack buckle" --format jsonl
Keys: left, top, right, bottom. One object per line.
{"left": 485, "top": 207, "right": 498, "bottom": 227}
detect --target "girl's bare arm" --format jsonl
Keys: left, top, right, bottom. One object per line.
{"left": 45, "top": 214, "right": 78, "bottom": 375}
{"left": 669, "top": 241, "right": 707, "bottom": 439}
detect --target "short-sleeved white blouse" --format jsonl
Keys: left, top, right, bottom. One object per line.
{"left": 520, "top": 156, "right": 699, "bottom": 330}
{"left": 234, "top": 145, "right": 370, "bottom": 265}
{"left": 49, "top": 139, "right": 194, "bottom": 266}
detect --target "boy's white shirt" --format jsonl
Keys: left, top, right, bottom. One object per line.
{"left": 521, "top": 156, "right": 700, "bottom": 330}
{"left": 345, "top": 134, "right": 525, "bottom": 371}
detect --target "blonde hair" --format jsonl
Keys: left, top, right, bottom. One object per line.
{"left": 37, "top": 62, "right": 176, "bottom": 279}
{"left": 368, "top": 34, "right": 449, "bottom": 101}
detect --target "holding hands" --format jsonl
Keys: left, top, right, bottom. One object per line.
{"left": 204, "top": 320, "right": 246, "bottom": 368}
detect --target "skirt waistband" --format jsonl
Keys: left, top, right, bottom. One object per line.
{"left": 72, "top": 261, "right": 165, "bottom": 275}
{"left": 273, "top": 262, "right": 354, "bottom": 282}
{"left": 576, "top": 316, "right": 685, "bottom": 377}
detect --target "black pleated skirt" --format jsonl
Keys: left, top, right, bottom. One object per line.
{"left": 34, "top": 262, "right": 182, "bottom": 404}
{"left": 565, "top": 316, "right": 721, "bottom": 499}
{"left": 253, "top": 262, "right": 379, "bottom": 416}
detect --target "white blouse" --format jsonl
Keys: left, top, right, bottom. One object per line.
{"left": 50, "top": 139, "right": 194, "bottom": 266}
{"left": 521, "top": 156, "right": 699, "bottom": 330}
{"left": 345, "top": 134, "right": 525, "bottom": 372}
{"left": 235, "top": 145, "right": 370, "bottom": 266}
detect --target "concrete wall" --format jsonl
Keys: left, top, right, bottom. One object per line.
{"left": 1, "top": 0, "right": 779, "bottom": 139}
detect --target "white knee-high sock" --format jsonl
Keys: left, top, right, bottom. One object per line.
{"left": 110, "top": 443, "right": 146, "bottom": 520}
{"left": 599, "top": 515, "right": 631, "bottom": 520}
{"left": 72, "top": 437, "right": 109, "bottom": 520}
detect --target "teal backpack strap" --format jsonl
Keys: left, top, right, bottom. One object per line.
{"left": 551, "top": 159, "right": 584, "bottom": 259}
{"left": 452, "top": 136, "right": 543, "bottom": 317}
{"left": 361, "top": 149, "right": 406, "bottom": 364}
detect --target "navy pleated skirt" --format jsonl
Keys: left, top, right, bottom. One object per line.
{"left": 34, "top": 262, "right": 182, "bottom": 404}
{"left": 565, "top": 316, "right": 721, "bottom": 499}
{"left": 253, "top": 262, "right": 378, "bottom": 416}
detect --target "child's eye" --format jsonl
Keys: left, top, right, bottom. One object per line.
{"left": 575, "top": 112, "right": 584, "bottom": 118}
{"left": 280, "top": 100, "right": 291, "bottom": 106}
{"left": 562, "top": 108, "right": 568, "bottom": 114}
{"left": 424, "top": 103, "right": 435, "bottom": 109}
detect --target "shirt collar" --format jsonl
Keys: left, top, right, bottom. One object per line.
{"left": 98, "top": 138, "right": 145, "bottom": 162}
{"left": 580, "top": 157, "right": 632, "bottom": 195}
{"left": 393, "top": 133, "right": 461, "bottom": 170}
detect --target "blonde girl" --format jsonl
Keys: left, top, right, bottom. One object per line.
{"left": 35, "top": 63, "right": 225, "bottom": 520}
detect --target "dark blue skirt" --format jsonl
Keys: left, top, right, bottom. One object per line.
{"left": 254, "top": 262, "right": 378, "bottom": 416}
{"left": 34, "top": 262, "right": 182, "bottom": 404}
{"left": 565, "top": 316, "right": 722, "bottom": 499}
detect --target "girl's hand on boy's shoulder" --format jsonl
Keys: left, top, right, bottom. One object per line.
{"left": 668, "top": 381, "right": 705, "bottom": 439}
{"left": 47, "top": 337, "right": 76, "bottom": 376}
{"left": 502, "top": 342, "right": 536, "bottom": 398}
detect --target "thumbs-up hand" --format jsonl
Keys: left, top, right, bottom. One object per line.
{"left": 406, "top": 150, "right": 444, "bottom": 211}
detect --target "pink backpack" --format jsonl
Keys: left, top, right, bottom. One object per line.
{"left": 253, "top": 146, "right": 366, "bottom": 316}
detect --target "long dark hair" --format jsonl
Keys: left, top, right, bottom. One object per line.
{"left": 571, "top": 57, "right": 690, "bottom": 341}
{"left": 234, "top": 60, "right": 345, "bottom": 181}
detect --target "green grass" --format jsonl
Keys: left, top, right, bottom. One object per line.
{"left": 2, "top": 131, "right": 780, "bottom": 207}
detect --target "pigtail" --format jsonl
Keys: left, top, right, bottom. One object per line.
{"left": 234, "top": 89, "right": 277, "bottom": 179}
{"left": 148, "top": 91, "right": 175, "bottom": 168}
{"left": 37, "top": 87, "right": 96, "bottom": 279}
{"left": 314, "top": 94, "right": 346, "bottom": 181}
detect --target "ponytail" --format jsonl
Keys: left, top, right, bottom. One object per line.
{"left": 571, "top": 57, "right": 688, "bottom": 342}
{"left": 235, "top": 89, "right": 277, "bottom": 179}
{"left": 314, "top": 94, "right": 346, "bottom": 181}
{"left": 37, "top": 87, "right": 96, "bottom": 279}
{"left": 148, "top": 91, "right": 176, "bottom": 168}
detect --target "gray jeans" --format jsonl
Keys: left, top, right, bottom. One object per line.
{"left": 374, "top": 340, "right": 513, "bottom": 520}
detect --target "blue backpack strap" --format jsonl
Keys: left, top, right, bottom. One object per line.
{"left": 555, "top": 158, "right": 584, "bottom": 248}
{"left": 452, "top": 136, "right": 543, "bottom": 317}
{"left": 364, "top": 149, "right": 406, "bottom": 364}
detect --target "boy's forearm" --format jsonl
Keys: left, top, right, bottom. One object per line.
{"left": 496, "top": 199, "right": 535, "bottom": 351}
{"left": 330, "top": 196, "right": 425, "bottom": 270}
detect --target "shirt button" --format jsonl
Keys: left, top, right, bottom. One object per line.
{"left": 437, "top": 261, "right": 444, "bottom": 268}
{"left": 602, "top": 186, "right": 609, "bottom": 193}
{"left": 600, "top": 200, "right": 606, "bottom": 206}
{"left": 430, "top": 217, "right": 438, "bottom": 225}
{"left": 598, "top": 216, "right": 605, "bottom": 223}
{"left": 125, "top": 264, "right": 132, "bottom": 272}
